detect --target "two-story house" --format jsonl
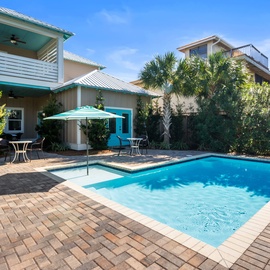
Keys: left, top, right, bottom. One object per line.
{"left": 177, "top": 35, "right": 270, "bottom": 84}
{"left": 134, "top": 35, "right": 270, "bottom": 114}
{"left": 0, "top": 7, "right": 158, "bottom": 150}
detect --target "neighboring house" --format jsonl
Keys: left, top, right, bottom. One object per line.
{"left": 135, "top": 35, "right": 270, "bottom": 114}
{"left": 0, "top": 7, "right": 158, "bottom": 150}
{"left": 177, "top": 35, "right": 270, "bottom": 84}
{"left": 130, "top": 79, "right": 196, "bottom": 113}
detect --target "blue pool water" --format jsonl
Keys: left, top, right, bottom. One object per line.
{"left": 50, "top": 156, "right": 270, "bottom": 247}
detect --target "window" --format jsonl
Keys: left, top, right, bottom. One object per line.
{"left": 122, "top": 113, "right": 129, "bottom": 134}
{"left": 109, "top": 118, "right": 116, "bottom": 133}
{"left": 190, "top": 44, "right": 207, "bottom": 59}
{"left": 5, "top": 108, "right": 24, "bottom": 133}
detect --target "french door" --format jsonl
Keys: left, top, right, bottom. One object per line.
{"left": 106, "top": 108, "right": 132, "bottom": 147}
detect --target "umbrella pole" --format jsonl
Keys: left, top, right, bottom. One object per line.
{"left": 86, "top": 117, "right": 89, "bottom": 175}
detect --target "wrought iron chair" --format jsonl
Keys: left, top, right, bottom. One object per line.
{"left": 116, "top": 136, "right": 129, "bottom": 156}
{"left": 0, "top": 138, "right": 12, "bottom": 162}
{"left": 27, "top": 137, "right": 45, "bottom": 160}
{"left": 138, "top": 135, "right": 149, "bottom": 154}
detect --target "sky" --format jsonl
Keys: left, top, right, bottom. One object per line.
{"left": 2, "top": 0, "right": 270, "bottom": 82}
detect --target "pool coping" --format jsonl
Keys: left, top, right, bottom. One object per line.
{"left": 37, "top": 153, "right": 270, "bottom": 268}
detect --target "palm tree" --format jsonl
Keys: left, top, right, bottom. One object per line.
{"left": 173, "top": 52, "right": 249, "bottom": 152}
{"left": 139, "top": 52, "right": 178, "bottom": 146}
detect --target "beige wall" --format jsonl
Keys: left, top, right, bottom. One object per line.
{"left": 64, "top": 60, "right": 98, "bottom": 82}
{"left": 2, "top": 93, "right": 49, "bottom": 139}
{"left": 131, "top": 80, "right": 197, "bottom": 113}
{"left": 55, "top": 87, "right": 152, "bottom": 149}
{"left": 2, "top": 85, "right": 153, "bottom": 149}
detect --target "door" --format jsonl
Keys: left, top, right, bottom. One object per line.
{"left": 106, "top": 108, "right": 132, "bottom": 147}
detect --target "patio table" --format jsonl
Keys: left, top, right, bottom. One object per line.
{"left": 9, "top": 140, "right": 32, "bottom": 163}
{"left": 127, "top": 138, "right": 143, "bottom": 155}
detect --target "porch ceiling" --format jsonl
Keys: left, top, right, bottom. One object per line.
{"left": 0, "top": 23, "right": 51, "bottom": 51}
{"left": 0, "top": 82, "right": 51, "bottom": 98}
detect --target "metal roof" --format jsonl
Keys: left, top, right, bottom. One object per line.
{"left": 0, "top": 7, "right": 74, "bottom": 40}
{"left": 53, "top": 70, "right": 160, "bottom": 97}
{"left": 64, "top": 51, "right": 106, "bottom": 69}
{"left": 177, "top": 35, "right": 234, "bottom": 52}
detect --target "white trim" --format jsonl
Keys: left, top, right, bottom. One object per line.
{"left": 5, "top": 107, "right": 24, "bottom": 133}
{"left": 0, "top": 75, "right": 60, "bottom": 89}
{"left": 0, "top": 16, "right": 62, "bottom": 39}
{"left": 69, "top": 143, "right": 90, "bottom": 151}
{"left": 77, "top": 86, "right": 82, "bottom": 145}
{"left": 57, "top": 37, "right": 64, "bottom": 83}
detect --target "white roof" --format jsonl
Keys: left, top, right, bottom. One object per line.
{"left": 64, "top": 51, "right": 106, "bottom": 69}
{"left": 177, "top": 35, "right": 234, "bottom": 52}
{"left": 53, "top": 70, "right": 160, "bottom": 97}
{"left": 0, "top": 7, "right": 74, "bottom": 40}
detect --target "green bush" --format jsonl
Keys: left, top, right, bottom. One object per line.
{"left": 232, "top": 82, "right": 270, "bottom": 155}
{"left": 35, "top": 94, "right": 63, "bottom": 149}
{"left": 51, "top": 142, "right": 70, "bottom": 152}
{"left": 80, "top": 91, "right": 110, "bottom": 150}
{"left": 0, "top": 91, "right": 7, "bottom": 136}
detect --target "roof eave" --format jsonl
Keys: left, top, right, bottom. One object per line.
{"left": 0, "top": 7, "right": 74, "bottom": 40}
{"left": 177, "top": 35, "right": 234, "bottom": 52}
{"left": 52, "top": 83, "right": 160, "bottom": 98}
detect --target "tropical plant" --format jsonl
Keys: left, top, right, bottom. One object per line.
{"left": 0, "top": 91, "right": 7, "bottom": 136}
{"left": 233, "top": 82, "right": 270, "bottom": 154}
{"left": 174, "top": 52, "right": 249, "bottom": 152}
{"left": 139, "top": 52, "right": 178, "bottom": 147}
{"left": 170, "top": 103, "right": 184, "bottom": 143}
{"left": 134, "top": 96, "right": 148, "bottom": 136}
{"left": 35, "top": 94, "right": 63, "bottom": 149}
{"left": 80, "top": 90, "right": 110, "bottom": 150}
{"left": 145, "top": 100, "right": 162, "bottom": 143}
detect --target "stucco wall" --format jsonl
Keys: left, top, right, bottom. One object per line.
{"left": 64, "top": 60, "right": 98, "bottom": 82}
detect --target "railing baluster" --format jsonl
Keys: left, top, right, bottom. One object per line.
{"left": 0, "top": 52, "right": 58, "bottom": 82}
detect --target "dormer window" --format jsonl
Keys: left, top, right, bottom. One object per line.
{"left": 190, "top": 44, "right": 207, "bottom": 59}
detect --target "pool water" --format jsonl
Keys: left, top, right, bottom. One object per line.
{"left": 50, "top": 156, "right": 270, "bottom": 247}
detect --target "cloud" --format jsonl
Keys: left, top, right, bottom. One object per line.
{"left": 97, "top": 8, "right": 130, "bottom": 24}
{"left": 108, "top": 47, "right": 140, "bottom": 71}
{"left": 86, "top": 48, "right": 95, "bottom": 55}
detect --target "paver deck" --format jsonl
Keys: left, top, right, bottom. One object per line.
{"left": 0, "top": 149, "right": 270, "bottom": 269}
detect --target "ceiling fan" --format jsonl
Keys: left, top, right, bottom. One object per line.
{"left": 8, "top": 90, "right": 24, "bottom": 99}
{"left": 3, "top": 34, "right": 26, "bottom": 45}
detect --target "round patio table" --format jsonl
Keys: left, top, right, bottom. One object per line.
{"left": 9, "top": 140, "right": 32, "bottom": 163}
{"left": 127, "top": 138, "right": 143, "bottom": 155}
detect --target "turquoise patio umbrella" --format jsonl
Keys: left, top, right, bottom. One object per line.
{"left": 44, "top": 105, "right": 124, "bottom": 175}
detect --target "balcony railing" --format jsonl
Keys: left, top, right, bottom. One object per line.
{"left": 224, "top": 44, "right": 268, "bottom": 69}
{"left": 0, "top": 52, "right": 58, "bottom": 83}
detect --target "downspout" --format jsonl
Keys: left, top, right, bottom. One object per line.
{"left": 210, "top": 38, "right": 220, "bottom": 55}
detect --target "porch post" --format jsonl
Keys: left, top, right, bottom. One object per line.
{"left": 57, "top": 37, "right": 64, "bottom": 83}
{"left": 77, "top": 86, "right": 82, "bottom": 146}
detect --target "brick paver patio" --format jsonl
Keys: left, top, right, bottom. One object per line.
{"left": 0, "top": 150, "right": 270, "bottom": 269}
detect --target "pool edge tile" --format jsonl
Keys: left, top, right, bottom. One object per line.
{"left": 38, "top": 154, "right": 270, "bottom": 269}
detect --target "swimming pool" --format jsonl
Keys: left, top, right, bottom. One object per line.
{"left": 49, "top": 155, "right": 270, "bottom": 248}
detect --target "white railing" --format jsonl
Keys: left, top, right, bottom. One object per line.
{"left": 224, "top": 44, "right": 268, "bottom": 69}
{"left": 0, "top": 52, "right": 58, "bottom": 83}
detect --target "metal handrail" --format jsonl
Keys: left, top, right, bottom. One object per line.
{"left": 224, "top": 44, "right": 268, "bottom": 68}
